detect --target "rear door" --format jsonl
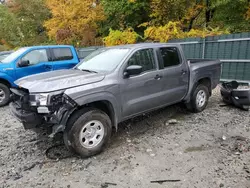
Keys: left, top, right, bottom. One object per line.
{"left": 120, "top": 48, "right": 164, "bottom": 119}
{"left": 50, "top": 47, "right": 79, "bottom": 70}
{"left": 15, "top": 48, "right": 51, "bottom": 79}
{"left": 157, "top": 46, "right": 189, "bottom": 104}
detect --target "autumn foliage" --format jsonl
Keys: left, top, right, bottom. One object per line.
{"left": 144, "top": 22, "right": 228, "bottom": 42}
{"left": 104, "top": 28, "right": 141, "bottom": 46}
{"left": 1, "top": 0, "right": 250, "bottom": 49}
{"left": 44, "top": 0, "right": 105, "bottom": 46}
{"left": 247, "top": 4, "right": 250, "bottom": 20}
{"left": 104, "top": 21, "right": 228, "bottom": 46}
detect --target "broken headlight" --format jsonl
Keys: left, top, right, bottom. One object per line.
{"left": 29, "top": 91, "right": 64, "bottom": 106}
{"left": 30, "top": 93, "right": 49, "bottom": 106}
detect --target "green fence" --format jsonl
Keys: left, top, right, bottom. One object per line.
{"left": 169, "top": 32, "right": 250, "bottom": 82}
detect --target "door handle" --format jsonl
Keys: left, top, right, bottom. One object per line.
{"left": 154, "top": 74, "right": 162, "bottom": 80}
{"left": 181, "top": 70, "right": 187, "bottom": 75}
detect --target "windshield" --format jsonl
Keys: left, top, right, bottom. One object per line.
{"left": 0, "top": 54, "right": 11, "bottom": 61}
{"left": 76, "top": 48, "right": 130, "bottom": 72}
{"left": 1, "top": 48, "right": 28, "bottom": 63}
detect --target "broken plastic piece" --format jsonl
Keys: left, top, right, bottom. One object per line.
{"left": 220, "top": 81, "right": 250, "bottom": 111}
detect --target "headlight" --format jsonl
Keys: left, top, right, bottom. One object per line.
{"left": 29, "top": 91, "right": 64, "bottom": 106}
{"left": 30, "top": 93, "right": 49, "bottom": 106}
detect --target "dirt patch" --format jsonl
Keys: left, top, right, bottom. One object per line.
{"left": 0, "top": 87, "right": 250, "bottom": 188}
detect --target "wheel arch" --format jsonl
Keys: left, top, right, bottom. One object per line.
{"left": 78, "top": 100, "right": 117, "bottom": 130}
{"left": 184, "top": 76, "right": 212, "bottom": 103}
{"left": 196, "top": 77, "right": 212, "bottom": 95}
{"left": 0, "top": 78, "right": 11, "bottom": 88}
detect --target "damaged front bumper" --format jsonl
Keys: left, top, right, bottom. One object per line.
{"left": 10, "top": 88, "right": 77, "bottom": 133}
{"left": 220, "top": 81, "right": 250, "bottom": 110}
{"left": 10, "top": 101, "right": 43, "bottom": 129}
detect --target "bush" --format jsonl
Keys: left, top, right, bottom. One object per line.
{"left": 103, "top": 28, "right": 141, "bottom": 46}
{"left": 144, "top": 21, "right": 229, "bottom": 42}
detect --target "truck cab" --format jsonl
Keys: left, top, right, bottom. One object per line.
{"left": 0, "top": 45, "right": 79, "bottom": 106}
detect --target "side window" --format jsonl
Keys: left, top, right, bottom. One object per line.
{"left": 127, "top": 48, "right": 156, "bottom": 72}
{"left": 52, "top": 48, "right": 73, "bottom": 61}
{"left": 22, "top": 49, "right": 48, "bottom": 65}
{"left": 159, "top": 47, "right": 180, "bottom": 68}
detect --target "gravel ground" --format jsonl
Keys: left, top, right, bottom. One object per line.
{"left": 0, "top": 87, "right": 250, "bottom": 188}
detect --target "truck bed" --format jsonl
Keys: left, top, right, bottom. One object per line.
{"left": 183, "top": 58, "right": 222, "bottom": 102}
{"left": 188, "top": 59, "right": 218, "bottom": 64}
{"left": 189, "top": 58, "right": 221, "bottom": 88}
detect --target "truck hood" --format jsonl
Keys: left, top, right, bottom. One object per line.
{"left": 15, "top": 69, "right": 105, "bottom": 93}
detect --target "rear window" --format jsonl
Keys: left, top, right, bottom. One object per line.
{"left": 51, "top": 48, "right": 73, "bottom": 61}
{"left": 159, "top": 47, "right": 180, "bottom": 68}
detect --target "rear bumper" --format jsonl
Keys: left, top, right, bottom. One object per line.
{"left": 10, "top": 102, "right": 43, "bottom": 129}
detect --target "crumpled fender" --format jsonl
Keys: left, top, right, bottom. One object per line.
{"left": 65, "top": 90, "right": 121, "bottom": 129}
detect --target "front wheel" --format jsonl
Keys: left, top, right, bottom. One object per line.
{"left": 63, "top": 108, "right": 112, "bottom": 158}
{"left": 0, "top": 83, "right": 10, "bottom": 107}
{"left": 187, "top": 84, "right": 209, "bottom": 113}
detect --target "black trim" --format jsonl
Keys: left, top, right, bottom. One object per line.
{"left": 10, "top": 102, "right": 43, "bottom": 129}
{"left": 47, "top": 48, "right": 53, "bottom": 61}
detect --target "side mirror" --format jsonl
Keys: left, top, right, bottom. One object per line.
{"left": 18, "top": 60, "right": 30, "bottom": 67}
{"left": 124, "top": 65, "right": 142, "bottom": 78}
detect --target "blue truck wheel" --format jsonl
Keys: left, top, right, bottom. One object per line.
{"left": 0, "top": 83, "right": 10, "bottom": 107}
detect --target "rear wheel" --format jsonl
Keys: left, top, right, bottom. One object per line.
{"left": 187, "top": 84, "right": 209, "bottom": 113}
{"left": 0, "top": 83, "right": 10, "bottom": 107}
{"left": 63, "top": 108, "right": 112, "bottom": 157}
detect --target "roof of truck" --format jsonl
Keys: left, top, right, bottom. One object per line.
{"left": 24, "top": 45, "right": 74, "bottom": 49}
{"left": 106, "top": 43, "right": 181, "bottom": 49}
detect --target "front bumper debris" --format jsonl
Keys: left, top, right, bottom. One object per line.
{"left": 10, "top": 102, "right": 43, "bottom": 129}
{"left": 10, "top": 88, "right": 78, "bottom": 133}
{"left": 220, "top": 81, "right": 250, "bottom": 111}
{"left": 10, "top": 88, "right": 44, "bottom": 129}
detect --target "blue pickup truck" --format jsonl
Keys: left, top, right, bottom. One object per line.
{"left": 0, "top": 45, "right": 80, "bottom": 106}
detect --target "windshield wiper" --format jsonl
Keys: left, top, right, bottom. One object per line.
{"left": 79, "top": 69, "right": 98, "bottom": 73}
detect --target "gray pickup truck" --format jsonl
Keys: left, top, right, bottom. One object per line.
{"left": 10, "top": 43, "right": 221, "bottom": 157}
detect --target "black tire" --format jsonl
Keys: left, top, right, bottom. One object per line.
{"left": 0, "top": 83, "right": 10, "bottom": 107}
{"left": 187, "top": 84, "right": 209, "bottom": 113}
{"left": 63, "top": 108, "right": 112, "bottom": 158}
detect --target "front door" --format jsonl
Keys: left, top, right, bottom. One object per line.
{"left": 15, "top": 49, "right": 52, "bottom": 80}
{"left": 120, "top": 48, "right": 163, "bottom": 119}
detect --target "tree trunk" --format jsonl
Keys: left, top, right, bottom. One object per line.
{"left": 188, "top": 0, "right": 202, "bottom": 31}
{"left": 205, "top": 0, "right": 211, "bottom": 28}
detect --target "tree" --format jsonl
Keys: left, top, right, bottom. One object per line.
{"left": 99, "top": 0, "right": 150, "bottom": 36}
{"left": 247, "top": 4, "right": 250, "bottom": 20}
{"left": 0, "top": 4, "right": 23, "bottom": 48}
{"left": 210, "top": 0, "right": 250, "bottom": 32}
{"left": 7, "top": 0, "right": 51, "bottom": 45}
{"left": 182, "top": 0, "right": 204, "bottom": 31}
{"left": 149, "top": 0, "right": 208, "bottom": 31}
{"left": 44, "top": 0, "right": 105, "bottom": 46}
{"left": 150, "top": 0, "right": 187, "bottom": 25}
